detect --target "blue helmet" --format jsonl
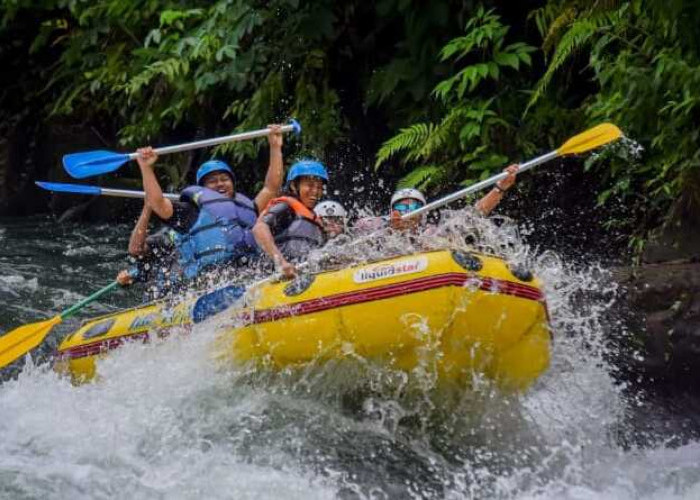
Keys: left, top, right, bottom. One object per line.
{"left": 196, "top": 160, "right": 234, "bottom": 185}
{"left": 286, "top": 160, "right": 329, "bottom": 184}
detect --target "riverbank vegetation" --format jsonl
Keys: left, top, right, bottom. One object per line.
{"left": 1, "top": 0, "right": 699, "bottom": 256}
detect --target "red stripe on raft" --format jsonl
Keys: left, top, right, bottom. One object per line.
{"left": 57, "top": 331, "right": 150, "bottom": 360}
{"left": 246, "top": 272, "right": 543, "bottom": 325}
{"left": 58, "top": 273, "right": 544, "bottom": 360}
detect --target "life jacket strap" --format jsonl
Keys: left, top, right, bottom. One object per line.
{"left": 199, "top": 197, "right": 254, "bottom": 211}
{"left": 193, "top": 247, "right": 228, "bottom": 260}
{"left": 262, "top": 196, "right": 322, "bottom": 227}
{"left": 199, "top": 198, "right": 234, "bottom": 206}
{"left": 188, "top": 221, "right": 222, "bottom": 237}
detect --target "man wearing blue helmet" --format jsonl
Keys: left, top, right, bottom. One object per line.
{"left": 252, "top": 159, "right": 328, "bottom": 278}
{"left": 116, "top": 124, "right": 285, "bottom": 289}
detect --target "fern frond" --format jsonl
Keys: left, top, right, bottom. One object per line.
{"left": 397, "top": 165, "right": 442, "bottom": 190}
{"left": 527, "top": 15, "right": 614, "bottom": 112}
{"left": 439, "top": 8, "right": 503, "bottom": 62}
{"left": 126, "top": 58, "right": 190, "bottom": 95}
{"left": 375, "top": 123, "right": 435, "bottom": 169}
{"left": 542, "top": 7, "right": 577, "bottom": 54}
{"left": 416, "top": 120, "right": 455, "bottom": 160}
{"left": 527, "top": 4, "right": 561, "bottom": 39}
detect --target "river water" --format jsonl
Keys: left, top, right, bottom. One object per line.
{"left": 1, "top": 215, "right": 699, "bottom": 499}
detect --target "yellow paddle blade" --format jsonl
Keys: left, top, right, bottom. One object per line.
{"left": 0, "top": 315, "right": 62, "bottom": 369}
{"left": 557, "top": 123, "right": 623, "bottom": 156}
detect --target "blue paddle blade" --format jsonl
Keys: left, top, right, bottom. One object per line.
{"left": 62, "top": 150, "right": 131, "bottom": 179}
{"left": 35, "top": 181, "right": 102, "bottom": 196}
{"left": 289, "top": 118, "right": 302, "bottom": 136}
{"left": 192, "top": 285, "right": 246, "bottom": 323}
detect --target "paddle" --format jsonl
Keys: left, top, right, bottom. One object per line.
{"left": 403, "top": 123, "right": 623, "bottom": 218}
{"left": 36, "top": 181, "right": 180, "bottom": 201}
{"left": 0, "top": 270, "right": 137, "bottom": 369}
{"left": 191, "top": 262, "right": 310, "bottom": 323}
{"left": 192, "top": 285, "right": 246, "bottom": 323}
{"left": 63, "top": 119, "right": 302, "bottom": 179}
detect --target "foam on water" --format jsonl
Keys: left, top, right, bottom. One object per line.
{"left": 63, "top": 245, "right": 101, "bottom": 257}
{"left": 1, "top": 213, "right": 699, "bottom": 498}
{"left": 0, "top": 275, "right": 39, "bottom": 292}
{"left": 0, "top": 327, "right": 336, "bottom": 499}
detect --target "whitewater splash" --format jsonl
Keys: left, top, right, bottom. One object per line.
{"left": 1, "top": 213, "right": 699, "bottom": 498}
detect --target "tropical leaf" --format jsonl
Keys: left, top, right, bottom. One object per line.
{"left": 375, "top": 123, "right": 435, "bottom": 169}
{"left": 527, "top": 16, "right": 609, "bottom": 111}
{"left": 397, "top": 165, "right": 441, "bottom": 189}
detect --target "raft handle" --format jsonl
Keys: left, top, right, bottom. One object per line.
{"left": 284, "top": 274, "right": 316, "bottom": 297}
{"left": 508, "top": 265, "right": 534, "bottom": 282}
{"left": 451, "top": 250, "right": 483, "bottom": 272}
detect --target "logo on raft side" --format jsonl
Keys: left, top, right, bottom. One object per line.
{"left": 353, "top": 257, "right": 428, "bottom": 284}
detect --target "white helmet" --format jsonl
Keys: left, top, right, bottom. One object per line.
{"left": 390, "top": 188, "right": 426, "bottom": 207}
{"left": 314, "top": 200, "right": 348, "bottom": 218}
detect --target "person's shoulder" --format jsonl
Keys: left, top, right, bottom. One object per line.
{"left": 170, "top": 200, "right": 197, "bottom": 218}
{"left": 233, "top": 192, "right": 258, "bottom": 214}
{"left": 354, "top": 216, "right": 387, "bottom": 233}
{"left": 171, "top": 199, "right": 191, "bottom": 210}
{"left": 234, "top": 192, "right": 255, "bottom": 205}
{"left": 178, "top": 185, "right": 203, "bottom": 204}
{"left": 420, "top": 224, "right": 438, "bottom": 237}
{"left": 266, "top": 199, "right": 293, "bottom": 215}
{"left": 160, "top": 200, "right": 198, "bottom": 233}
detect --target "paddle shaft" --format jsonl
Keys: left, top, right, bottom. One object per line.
{"left": 0, "top": 276, "right": 130, "bottom": 369}
{"left": 96, "top": 187, "right": 179, "bottom": 201}
{"left": 126, "top": 123, "right": 298, "bottom": 160}
{"left": 402, "top": 150, "right": 558, "bottom": 219}
{"left": 60, "top": 280, "right": 122, "bottom": 320}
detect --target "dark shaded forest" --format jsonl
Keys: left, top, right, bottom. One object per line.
{"left": 1, "top": 0, "right": 699, "bottom": 261}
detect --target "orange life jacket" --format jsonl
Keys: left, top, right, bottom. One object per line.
{"left": 261, "top": 196, "right": 326, "bottom": 261}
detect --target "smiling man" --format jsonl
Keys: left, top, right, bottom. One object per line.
{"left": 117, "top": 124, "right": 285, "bottom": 286}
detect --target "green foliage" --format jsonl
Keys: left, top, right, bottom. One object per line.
{"left": 397, "top": 164, "right": 442, "bottom": 190}
{"left": 1, "top": 0, "right": 355, "bottom": 165}
{"left": 530, "top": 0, "right": 700, "bottom": 241}
{"left": 4, "top": 0, "right": 700, "bottom": 250}
{"left": 374, "top": 123, "right": 435, "bottom": 167}
{"left": 376, "top": 7, "right": 536, "bottom": 192}
{"left": 1, "top": 0, "right": 470, "bottom": 178}
{"left": 365, "top": 0, "right": 463, "bottom": 125}
{"left": 526, "top": 1, "right": 622, "bottom": 112}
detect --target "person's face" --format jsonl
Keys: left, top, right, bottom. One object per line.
{"left": 321, "top": 216, "right": 345, "bottom": 237}
{"left": 295, "top": 177, "right": 325, "bottom": 208}
{"left": 391, "top": 198, "right": 423, "bottom": 215}
{"left": 202, "top": 172, "right": 234, "bottom": 198}
{"left": 390, "top": 197, "right": 423, "bottom": 231}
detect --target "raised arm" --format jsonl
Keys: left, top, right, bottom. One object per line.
{"left": 137, "top": 146, "right": 174, "bottom": 220}
{"left": 253, "top": 125, "right": 284, "bottom": 212}
{"left": 128, "top": 202, "right": 153, "bottom": 256}
{"left": 475, "top": 164, "right": 518, "bottom": 216}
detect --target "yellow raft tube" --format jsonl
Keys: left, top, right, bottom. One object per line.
{"left": 55, "top": 249, "right": 551, "bottom": 391}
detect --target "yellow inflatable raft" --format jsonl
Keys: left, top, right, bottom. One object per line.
{"left": 55, "top": 249, "right": 551, "bottom": 391}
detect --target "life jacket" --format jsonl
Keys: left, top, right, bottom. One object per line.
{"left": 174, "top": 186, "right": 259, "bottom": 279}
{"left": 262, "top": 196, "right": 326, "bottom": 262}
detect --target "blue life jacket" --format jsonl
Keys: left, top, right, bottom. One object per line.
{"left": 174, "top": 186, "right": 259, "bottom": 279}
